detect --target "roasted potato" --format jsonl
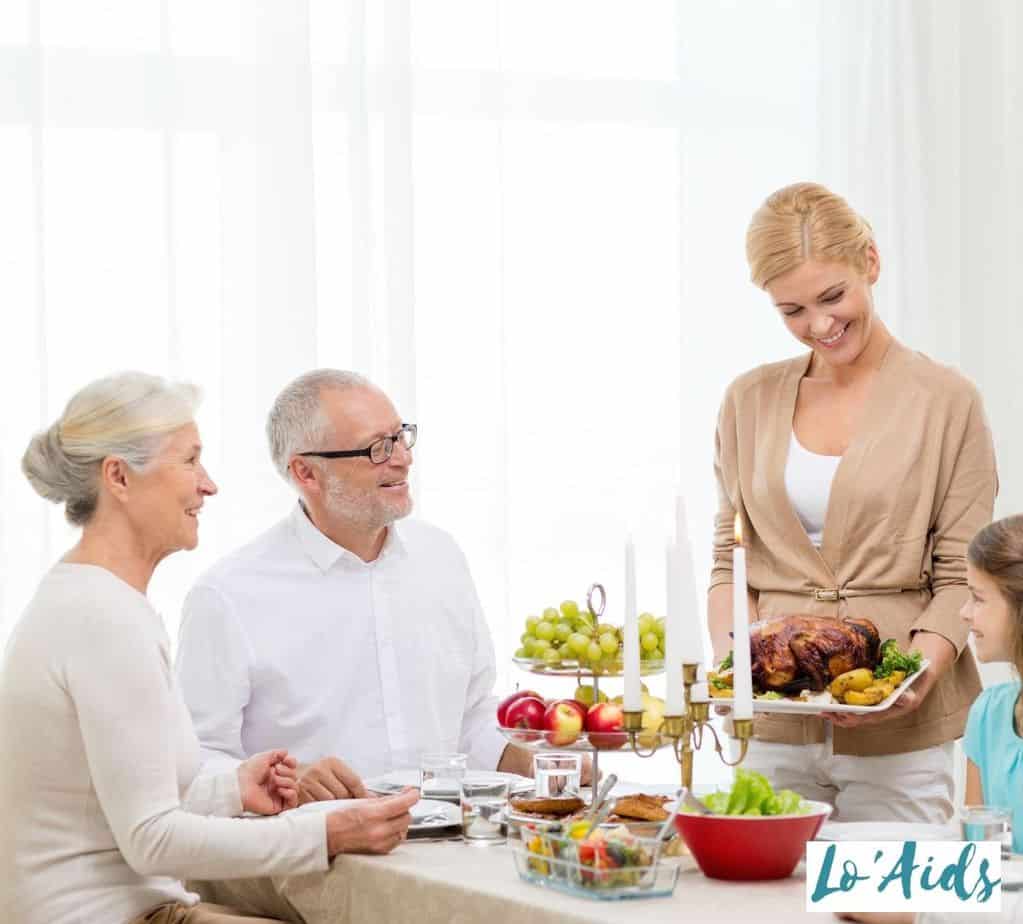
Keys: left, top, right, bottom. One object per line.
{"left": 889, "top": 670, "right": 907, "bottom": 686}
{"left": 829, "top": 668, "right": 875, "bottom": 698}
{"left": 843, "top": 687, "right": 886, "bottom": 706}
{"left": 864, "top": 681, "right": 895, "bottom": 699}
{"left": 709, "top": 687, "right": 734, "bottom": 699}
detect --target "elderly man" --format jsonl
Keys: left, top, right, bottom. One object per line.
{"left": 176, "top": 369, "right": 531, "bottom": 802}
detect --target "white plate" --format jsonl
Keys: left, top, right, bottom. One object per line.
{"left": 817, "top": 821, "right": 959, "bottom": 842}
{"left": 712, "top": 661, "right": 930, "bottom": 715}
{"left": 291, "top": 797, "right": 460, "bottom": 830}
{"left": 366, "top": 768, "right": 533, "bottom": 799}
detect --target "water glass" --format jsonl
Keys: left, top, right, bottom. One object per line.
{"left": 419, "top": 752, "right": 467, "bottom": 801}
{"left": 461, "top": 778, "right": 509, "bottom": 844}
{"left": 960, "top": 805, "right": 1013, "bottom": 858}
{"left": 533, "top": 753, "right": 582, "bottom": 798}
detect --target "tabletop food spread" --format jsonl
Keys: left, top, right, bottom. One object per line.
{"left": 194, "top": 601, "right": 997, "bottom": 923}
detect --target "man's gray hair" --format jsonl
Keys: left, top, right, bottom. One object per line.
{"left": 266, "top": 369, "right": 372, "bottom": 483}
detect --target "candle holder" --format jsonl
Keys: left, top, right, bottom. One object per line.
{"left": 622, "top": 662, "right": 752, "bottom": 791}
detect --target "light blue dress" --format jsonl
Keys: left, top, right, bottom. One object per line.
{"left": 963, "top": 680, "right": 1023, "bottom": 854}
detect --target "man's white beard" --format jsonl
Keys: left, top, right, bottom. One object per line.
{"left": 323, "top": 471, "right": 412, "bottom": 530}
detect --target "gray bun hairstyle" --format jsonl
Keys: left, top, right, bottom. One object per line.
{"left": 22, "top": 371, "right": 200, "bottom": 526}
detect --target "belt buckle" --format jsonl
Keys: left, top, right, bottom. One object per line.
{"left": 813, "top": 588, "right": 840, "bottom": 602}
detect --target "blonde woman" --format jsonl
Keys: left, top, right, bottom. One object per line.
{"left": 708, "top": 183, "right": 997, "bottom": 823}
{"left": 0, "top": 372, "right": 417, "bottom": 924}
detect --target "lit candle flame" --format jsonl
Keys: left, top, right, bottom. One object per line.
{"left": 734, "top": 513, "right": 743, "bottom": 547}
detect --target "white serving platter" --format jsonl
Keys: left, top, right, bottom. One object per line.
{"left": 710, "top": 661, "right": 930, "bottom": 716}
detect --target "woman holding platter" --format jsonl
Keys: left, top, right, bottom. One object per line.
{"left": 706, "top": 182, "right": 997, "bottom": 823}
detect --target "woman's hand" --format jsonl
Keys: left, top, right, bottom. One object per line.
{"left": 824, "top": 688, "right": 923, "bottom": 729}
{"left": 325, "top": 788, "right": 419, "bottom": 857}
{"left": 238, "top": 749, "right": 300, "bottom": 815}
{"left": 824, "top": 631, "right": 955, "bottom": 730}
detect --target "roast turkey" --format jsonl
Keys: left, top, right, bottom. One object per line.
{"left": 749, "top": 615, "right": 881, "bottom": 693}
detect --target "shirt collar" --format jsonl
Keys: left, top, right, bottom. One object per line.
{"left": 289, "top": 502, "right": 407, "bottom": 572}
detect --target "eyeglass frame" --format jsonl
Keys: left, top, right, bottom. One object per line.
{"left": 297, "top": 423, "right": 417, "bottom": 465}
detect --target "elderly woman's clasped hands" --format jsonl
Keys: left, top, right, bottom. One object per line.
{"left": 236, "top": 750, "right": 419, "bottom": 854}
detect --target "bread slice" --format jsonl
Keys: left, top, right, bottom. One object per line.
{"left": 509, "top": 795, "right": 585, "bottom": 816}
{"left": 612, "top": 793, "right": 670, "bottom": 822}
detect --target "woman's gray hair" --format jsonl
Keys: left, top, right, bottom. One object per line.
{"left": 266, "top": 369, "right": 372, "bottom": 483}
{"left": 21, "top": 372, "right": 200, "bottom": 526}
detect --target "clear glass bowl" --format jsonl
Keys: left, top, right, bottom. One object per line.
{"left": 511, "top": 826, "right": 678, "bottom": 900}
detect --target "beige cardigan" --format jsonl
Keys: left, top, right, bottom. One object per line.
{"left": 710, "top": 339, "right": 997, "bottom": 756}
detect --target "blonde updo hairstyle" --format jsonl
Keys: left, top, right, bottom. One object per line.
{"left": 22, "top": 372, "right": 200, "bottom": 526}
{"left": 746, "top": 182, "right": 876, "bottom": 289}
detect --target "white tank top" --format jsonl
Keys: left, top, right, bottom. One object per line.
{"left": 784, "top": 431, "right": 842, "bottom": 548}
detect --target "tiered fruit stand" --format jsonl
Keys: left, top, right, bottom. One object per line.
{"left": 497, "top": 584, "right": 752, "bottom": 801}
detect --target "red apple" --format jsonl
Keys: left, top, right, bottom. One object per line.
{"left": 503, "top": 695, "right": 546, "bottom": 732}
{"left": 584, "top": 702, "right": 625, "bottom": 750}
{"left": 543, "top": 700, "right": 584, "bottom": 747}
{"left": 562, "top": 699, "right": 588, "bottom": 724}
{"left": 497, "top": 690, "right": 543, "bottom": 727}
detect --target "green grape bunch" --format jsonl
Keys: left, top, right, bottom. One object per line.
{"left": 637, "top": 612, "right": 665, "bottom": 662}
{"left": 514, "top": 600, "right": 664, "bottom": 670}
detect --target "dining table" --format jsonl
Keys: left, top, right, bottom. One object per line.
{"left": 193, "top": 834, "right": 822, "bottom": 924}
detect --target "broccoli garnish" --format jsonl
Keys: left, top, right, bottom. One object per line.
{"left": 718, "top": 650, "right": 733, "bottom": 671}
{"left": 874, "top": 639, "right": 923, "bottom": 679}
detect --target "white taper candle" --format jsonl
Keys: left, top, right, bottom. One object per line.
{"left": 731, "top": 513, "right": 754, "bottom": 721}
{"left": 623, "top": 536, "right": 641, "bottom": 712}
{"left": 675, "top": 494, "right": 705, "bottom": 667}
{"left": 664, "top": 542, "right": 684, "bottom": 715}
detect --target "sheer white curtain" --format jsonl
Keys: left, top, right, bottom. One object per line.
{"left": 820, "top": 0, "right": 1023, "bottom": 514}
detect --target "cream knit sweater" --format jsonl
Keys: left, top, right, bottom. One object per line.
{"left": 0, "top": 563, "right": 327, "bottom": 924}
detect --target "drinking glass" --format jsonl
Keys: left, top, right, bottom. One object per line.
{"left": 960, "top": 805, "right": 1013, "bottom": 858}
{"left": 533, "top": 753, "right": 582, "bottom": 798}
{"left": 419, "top": 752, "right": 467, "bottom": 801}
{"left": 461, "top": 778, "right": 509, "bottom": 844}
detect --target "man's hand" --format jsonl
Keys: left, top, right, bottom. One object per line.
{"left": 325, "top": 788, "right": 419, "bottom": 857}
{"left": 497, "top": 744, "right": 593, "bottom": 786}
{"left": 496, "top": 744, "right": 533, "bottom": 777}
{"left": 238, "top": 749, "right": 299, "bottom": 815}
{"left": 298, "top": 756, "right": 369, "bottom": 804}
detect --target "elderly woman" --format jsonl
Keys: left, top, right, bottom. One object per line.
{"left": 708, "top": 182, "right": 997, "bottom": 823}
{"left": 0, "top": 372, "right": 417, "bottom": 924}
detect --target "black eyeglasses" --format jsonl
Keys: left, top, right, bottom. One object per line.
{"left": 297, "top": 423, "right": 417, "bottom": 465}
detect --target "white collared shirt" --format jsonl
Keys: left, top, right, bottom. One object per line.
{"left": 175, "top": 504, "right": 505, "bottom": 779}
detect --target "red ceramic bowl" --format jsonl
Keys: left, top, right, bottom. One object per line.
{"left": 674, "top": 800, "right": 831, "bottom": 880}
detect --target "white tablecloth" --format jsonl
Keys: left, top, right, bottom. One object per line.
{"left": 195, "top": 838, "right": 822, "bottom": 924}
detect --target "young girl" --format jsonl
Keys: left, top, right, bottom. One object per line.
{"left": 837, "top": 516, "right": 1023, "bottom": 924}
{"left": 962, "top": 513, "right": 1023, "bottom": 853}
